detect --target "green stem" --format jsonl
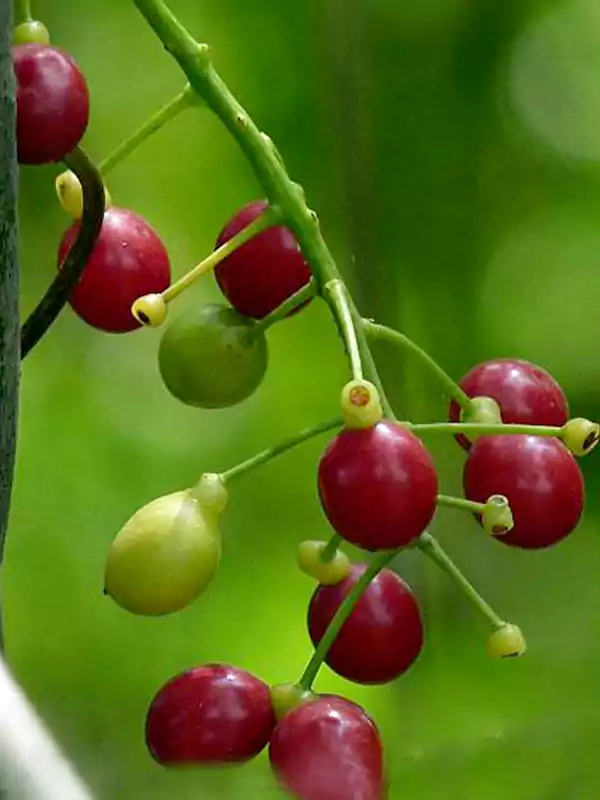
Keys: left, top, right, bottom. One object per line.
{"left": 298, "top": 549, "right": 397, "bottom": 691}
{"left": 320, "top": 534, "right": 342, "bottom": 563}
{"left": 163, "top": 207, "right": 279, "bottom": 303}
{"left": 15, "top": 0, "right": 32, "bottom": 24}
{"left": 437, "top": 494, "right": 485, "bottom": 514}
{"left": 363, "top": 320, "right": 472, "bottom": 411}
{"left": 417, "top": 532, "right": 504, "bottom": 629}
{"left": 130, "top": 0, "right": 392, "bottom": 414}
{"left": 220, "top": 417, "right": 342, "bottom": 484}
{"left": 410, "top": 422, "right": 562, "bottom": 438}
{"left": 99, "top": 84, "right": 197, "bottom": 176}
{"left": 325, "top": 279, "right": 363, "bottom": 381}
{"left": 21, "top": 148, "right": 105, "bottom": 358}
{"left": 253, "top": 279, "right": 317, "bottom": 333}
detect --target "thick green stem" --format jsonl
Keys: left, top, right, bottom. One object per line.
{"left": 220, "top": 417, "right": 342, "bottom": 485}
{"left": 320, "top": 534, "right": 342, "bottom": 563}
{"left": 437, "top": 494, "right": 485, "bottom": 514}
{"left": 163, "top": 207, "right": 279, "bottom": 303}
{"left": 297, "top": 549, "right": 397, "bottom": 690}
{"left": 21, "top": 147, "right": 105, "bottom": 358}
{"left": 255, "top": 280, "right": 317, "bottom": 332}
{"left": 417, "top": 532, "right": 504, "bottom": 629}
{"left": 100, "top": 84, "right": 197, "bottom": 175}
{"left": 363, "top": 320, "right": 472, "bottom": 411}
{"left": 410, "top": 422, "right": 562, "bottom": 438}
{"left": 325, "top": 279, "right": 363, "bottom": 380}
{"left": 15, "top": 0, "right": 31, "bottom": 24}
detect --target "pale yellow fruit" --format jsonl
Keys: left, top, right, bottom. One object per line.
{"left": 55, "top": 170, "right": 111, "bottom": 219}
{"left": 104, "top": 490, "right": 221, "bottom": 616}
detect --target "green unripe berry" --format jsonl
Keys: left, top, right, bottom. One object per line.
{"left": 561, "top": 417, "right": 600, "bottom": 457}
{"left": 460, "top": 395, "right": 502, "bottom": 438}
{"left": 131, "top": 293, "right": 167, "bottom": 328}
{"left": 270, "top": 683, "right": 315, "bottom": 720}
{"left": 12, "top": 20, "right": 50, "bottom": 46}
{"left": 104, "top": 490, "right": 221, "bottom": 616}
{"left": 340, "top": 379, "right": 383, "bottom": 429}
{"left": 482, "top": 494, "right": 513, "bottom": 536}
{"left": 55, "top": 169, "right": 111, "bottom": 219}
{"left": 158, "top": 304, "right": 268, "bottom": 409}
{"left": 297, "top": 540, "right": 352, "bottom": 585}
{"left": 488, "top": 623, "right": 526, "bottom": 659}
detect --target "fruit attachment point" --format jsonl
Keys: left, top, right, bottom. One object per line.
{"left": 297, "top": 540, "right": 352, "bottom": 585}
{"left": 482, "top": 494, "right": 514, "bottom": 536}
{"left": 340, "top": 379, "right": 383, "bottom": 429}
{"left": 561, "top": 418, "right": 600, "bottom": 457}
{"left": 12, "top": 20, "right": 51, "bottom": 46}
{"left": 460, "top": 395, "right": 502, "bottom": 434}
{"left": 55, "top": 169, "right": 111, "bottom": 219}
{"left": 192, "top": 473, "right": 229, "bottom": 515}
{"left": 488, "top": 623, "right": 526, "bottom": 659}
{"left": 270, "top": 683, "right": 315, "bottom": 721}
{"left": 131, "top": 294, "right": 167, "bottom": 327}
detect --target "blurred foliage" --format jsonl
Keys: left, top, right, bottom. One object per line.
{"left": 8, "top": 0, "right": 600, "bottom": 797}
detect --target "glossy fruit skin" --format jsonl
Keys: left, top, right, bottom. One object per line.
{"left": 158, "top": 304, "right": 268, "bottom": 408}
{"left": 269, "top": 695, "right": 385, "bottom": 800}
{"left": 214, "top": 200, "right": 312, "bottom": 319}
{"left": 13, "top": 44, "right": 89, "bottom": 164}
{"left": 307, "top": 565, "right": 423, "bottom": 684}
{"left": 449, "top": 358, "right": 569, "bottom": 450}
{"left": 318, "top": 421, "right": 438, "bottom": 550}
{"left": 464, "top": 435, "right": 584, "bottom": 549}
{"left": 146, "top": 664, "right": 276, "bottom": 765}
{"left": 58, "top": 207, "right": 171, "bottom": 333}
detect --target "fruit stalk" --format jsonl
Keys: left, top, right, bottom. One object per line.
{"left": 99, "top": 84, "right": 198, "bottom": 176}
{"left": 254, "top": 280, "right": 317, "bottom": 331}
{"left": 410, "top": 422, "right": 563, "bottom": 437}
{"left": 0, "top": 0, "right": 19, "bottom": 651}
{"left": 436, "top": 494, "right": 484, "bottom": 514}
{"left": 15, "top": 0, "right": 32, "bottom": 25}
{"left": 20, "top": 147, "right": 106, "bottom": 357}
{"left": 131, "top": 0, "right": 394, "bottom": 415}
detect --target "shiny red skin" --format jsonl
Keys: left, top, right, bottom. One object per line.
{"left": 13, "top": 44, "right": 89, "bottom": 164}
{"left": 318, "top": 421, "right": 438, "bottom": 550}
{"left": 449, "top": 358, "right": 569, "bottom": 450}
{"left": 269, "top": 696, "right": 385, "bottom": 800}
{"left": 214, "top": 200, "right": 312, "bottom": 319}
{"left": 146, "top": 664, "right": 277, "bottom": 765}
{"left": 464, "top": 435, "right": 584, "bottom": 549}
{"left": 58, "top": 207, "right": 171, "bottom": 333}
{"left": 307, "top": 565, "right": 423, "bottom": 684}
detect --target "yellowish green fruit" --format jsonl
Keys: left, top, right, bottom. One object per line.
{"left": 104, "top": 490, "right": 221, "bottom": 616}
{"left": 561, "top": 417, "right": 600, "bottom": 457}
{"left": 55, "top": 170, "right": 111, "bottom": 219}
{"left": 13, "top": 20, "right": 50, "bottom": 45}
{"left": 482, "top": 494, "right": 513, "bottom": 536}
{"left": 460, "top": 395, "right": 502, "bottom": 438}
{"left": 488, "top": 623, "right": 526, "bottom": 658}
{"left": 340, "top": 379, "right": 383, "bottom": 429}
{"left": 270, "top": 683, "right": 315, "bottom": 720}
{"left": 131, "top": 293, "right": 168, "bottom": 328}
{"left": 297, "top": 540, "right": 352, "bottom": 585}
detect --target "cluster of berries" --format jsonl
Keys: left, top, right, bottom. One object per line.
{"left": 12, "top": 13, "right": 599, "bottom": 800}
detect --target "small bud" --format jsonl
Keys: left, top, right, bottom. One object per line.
{"left": 131, "top": 294, "right": 167, "bottom": 327}
{"left": 55, "top": 170, "right": 111, "bottom": 219}
{"left": 561, "top": 418, "right": 600, "bottom": 457}
{"left": 460, "top": 396, "right": 502, "bottom": 439}
{"left": 297, "top": 540, "right": 352, "bottom": 585}
{"left": 482, "top": 494, "right": 514, "bottom": 536}
{"left": 12, "top": 20, "right": 50, "bottom": 46}
{"left": 341, "top": 379, "right": 383, "bottom": 429}
{"left": 270, "top": 683, "right": 315, "bottom": 720}
{"left": 488, "top": 623, "right": 526, "bottom": 659}
{"left": 192, "top": 473, "right": 229, "bottom": 515}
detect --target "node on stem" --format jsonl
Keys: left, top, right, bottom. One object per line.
{"left": 488, "top": 624, "right": 526, "bottom": 658}
{"left": 340, "top": 379, "right": 382, "bottom": 429}
{"left": 561, "top": 418, "right": 600, "bottom": 457}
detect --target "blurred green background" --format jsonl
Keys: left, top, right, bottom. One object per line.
{"left": 9, "top": 0, "right": 600, "bottom": 797}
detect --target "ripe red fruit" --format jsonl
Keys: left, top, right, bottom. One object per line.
{"left": 214, "top": 200, "right": 312, "bottom": 319}
{"left": 318, "top": 421, "right": 438, "bottom": 550}
{"left": 12, "top": 44, "right": 89, "bottom": 164}
{"left": 464, "top": 435, "right": 584, "bottom": 549}
{"left": 449, "top": 358, "right": 569, "bottom": 450}
{"left": 307, "top": 565, "right": 423, "bottom": 684}
{"left": 146, "top": 664, "right": 276, "bottom": 765}
{"left": 58, "top": 207, "right": 171, "bottom": 333}
{"left": 269, "top": 696, "right": 385, "bottom": 800}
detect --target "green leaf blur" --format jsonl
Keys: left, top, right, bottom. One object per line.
{"left": 10, "top": 0, "right": 600, "bottom": 797}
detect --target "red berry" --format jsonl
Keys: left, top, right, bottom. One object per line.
{"left": 13, "top": 44, "right": 89, "bottom": 164}
{"left": 269, "top": 696, "right": 385, "bottom": 800}
{"left": 449, "top": 358, "right": 569, "bottom": 450}
{"left": 146, "top": 664, "right": 276, "bottom": 765}
{"left": 308, "top": 565, "right": 423, "bottom": 684}
{"left": 214, "top": 200, "right": 312, "bottom": 319}
{"left": 318, "top": 421, "right": 438, "bottom": 550}
{"left": 58, "top": 207, "right": 171, "bottom": 333}
{"left": 464, "top": 435, "right": 584, "bottom": 549}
